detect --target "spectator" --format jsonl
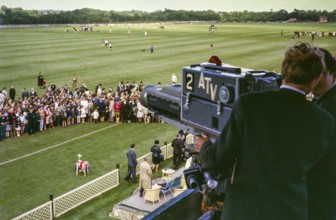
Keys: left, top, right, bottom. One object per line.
{"left": 0, "top": 78, "right": 152, "bottom": 140}
{"left": 98, "top": 97, "right": 106, "bottom": 122}
{"left": 50, "top": 82, "right": 56, "bottom": 93}
{"left": 80, "top": 105, "right": 86, "bottom": 123}
{"left": 72, "top": 73, "right": 77, "bottom": 88}
{"left": 30, "top": 88, "right": 37, "bottom": 99}
{"left": 0, "top": 111, "right": 6, "bottom": 140}
{"left": 65, "top": 106, "right": 72, "bottom": 126}
{"left": 171, "top": 133, "right": 184, "bottom": 169}
{"left": 108, "top": 96, "right": 115, "bottom": 123}
{"left": 128, "top": 98, "right": 137, "bottom": 123}
{"left": 61, "top": 104, "right": 67, "bottom": 127}
{"left": 95, "top": 83, "right": 102, "bottom": 94}
{"left": 55, "top": 104, "right": 62, "bottom": 126}
{"left": 21, "top": 88, "right": 29, "bottom": 100}
{"left": 2, "top": 87, "right": 7, "bottom": 98}
{"left": 9, "top": 85, "right": 16, "bottom": 101}
{"left": 143, "top": 105, "right": 150, "bottom": 124}
{"left": 26, "top": 108, "right": 36, "bottom": 135}
{"left": 125, "top": 144, "right": 138, "bottom": 183}
{"left": 0, "top": 91, "right": 5, "bottom": 110}
{"left": 15, "top": 115, "right": 21, "bottom": 137}
{"left": 136, "top": 99, "right": 144, "bottom": 123}
{"left": 7, "top": 108, "right": 16, "bottom": 137}
{"left": 92, "top": 108, "right": 99, "bottom": 123}
{"left": 114, "top": 98, "right": 121, "bottom": 123}
{"left": 139, "top": 156, "right": 152, "bottom": 197}
{"left": 117, "top": 81, "right": 125, "bottom": 95}
{"left": 138, "top": 81, "right": 144, "bottom": 92}
{"left": 172, "top": 73, "right": 177, "bottom": 85}
{"left": 37, "top": 72, "right": 44, "bottom": 89}
{"left": 19, "top": 112, "right": 27, "bottom": 135}
{"left": 121, "top": 98, "right": 130, "bottom": 123}
{"left": 45, "top": 105, "right": 54, "bottom": 129}
{"left": 38, "top": 105, "right": 46, "bottom": 131}
{"left": 79, "top": 83, "right": 88, "bottom": 95}
{"left": 151, "top": 140, "right": 162, "bottom": 172}
{"left": 87, "top": 99, "right": 94, "bottom": 122}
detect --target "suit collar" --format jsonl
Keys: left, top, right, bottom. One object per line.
{"left": 280, "top": 85, "right": 306, "bottom": 95}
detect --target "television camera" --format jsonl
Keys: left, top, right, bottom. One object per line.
{"left": 140, "top": 55, "right": 281, "bottom": 139}
{"left": 140, "top": 56, "right": 282, "bottom": 219}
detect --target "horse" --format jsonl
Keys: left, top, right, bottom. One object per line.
{"left": 76, "top": 160, "right": 90, "bottom": 176}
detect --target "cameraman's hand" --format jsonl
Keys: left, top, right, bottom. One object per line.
{"left": 194, "top": 134, "right": 210, "bottom": 153}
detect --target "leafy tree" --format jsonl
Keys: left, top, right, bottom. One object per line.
{"left": 0, "top": 5, "right": 335, "bottom": 24}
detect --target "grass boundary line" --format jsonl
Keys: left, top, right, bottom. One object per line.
{"left": 0, "top": 124, "right": 118, "bottom": 167}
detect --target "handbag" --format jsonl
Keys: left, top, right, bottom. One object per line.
{"left": 160, "top": 154, "right": 164, "bottom": 162}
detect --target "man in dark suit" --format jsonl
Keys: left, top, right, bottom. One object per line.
{"left": 195, "top": 43, "right": 336, "bottom": 220}
{"left": 308, "top": 48, "right": 336, "bottom": 220}
{"left": 312, "top": 48, "right": 336, "bottom": 117}
{"left": 125, "top": 144, "right": 138, "bottom": 183}
{"left": 171, "top": 133, "right": 184, "bottom": 169}
{"left": 9, "top": 85, "right": 16, "bottom": 101}
{"left": 21, "top": 88, "right": 29, "bottom": 100}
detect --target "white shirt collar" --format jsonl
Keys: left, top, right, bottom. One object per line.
{"left": 280, "top": 85, "right": 306, "bottom": 95}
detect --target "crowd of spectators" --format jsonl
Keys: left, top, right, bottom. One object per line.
{"left": 0, "top": 80, "right": 158, "bottom": 141}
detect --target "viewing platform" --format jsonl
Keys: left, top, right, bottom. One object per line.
{"left": 110, "top": 167, "right": 185, "bottom": 220}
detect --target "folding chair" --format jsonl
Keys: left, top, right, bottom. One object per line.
{"left": 160, "top": 176, "right": 181, "bottom": 200}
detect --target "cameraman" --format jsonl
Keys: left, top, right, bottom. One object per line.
{"left": 308, "top": 47, "right": 336, "bottom": 220}
{"left": 312, "top": 48, "right": 336, "bottom": 117}
{"left": 195, "top": 43, "right": 336, "bottom": 220}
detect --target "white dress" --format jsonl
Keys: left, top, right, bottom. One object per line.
{"left": 136, "top": 102, "right": 144, "bottom": 118}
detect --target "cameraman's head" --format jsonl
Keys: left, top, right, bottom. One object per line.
{"left": 281, "top": 42, "right": 325, "bottom": 94}
{"left": 312, "top": 47, "right": 336, "bottom": 98}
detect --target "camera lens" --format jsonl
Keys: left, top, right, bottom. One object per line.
{"left": 187, "top": 176, "right": 199, "bottom": 189}
{"left": 203, "top": 171, "right": 218, "bottom": 190}
{"left": 206, "top": 179, "right": 218, "bottom": 189}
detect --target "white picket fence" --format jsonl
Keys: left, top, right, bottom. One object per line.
{"left": 12, "top": 169, "right": 120, "bottom": 220}
{"left": 12, "top": 135, "right": 194, "bottom": 219}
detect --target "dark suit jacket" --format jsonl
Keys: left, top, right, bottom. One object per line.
{"left": 308, "top": 85, "right": 336, "bottom": 220}
{"left": 172, "top": 138, "right": 184, "bottom": 154}
{"left": 200, "top": 88, "right": 336, "bottom": 220}
{"left": 127, "top": 149, "right": 137, "bottom": 167}
{"left": 22, "top": 90, "right": 29, "bottom": 99}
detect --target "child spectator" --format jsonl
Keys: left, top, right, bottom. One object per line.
{"left": 92, "top": 109, "right": 99, "bottom": 123}
{"left": 80, "top": 105, "right": 86, "bottom": 123}
{"left": 114, "top": 99, "right": 121, "bottom": 123}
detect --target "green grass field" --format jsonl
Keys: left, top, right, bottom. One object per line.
{"left": 0, "top": 22, "right": 335, "bottom": 220}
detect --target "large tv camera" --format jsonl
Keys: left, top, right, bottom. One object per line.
{"left": 140, "top": 56, "right": 282, "bottom": 219}
{"left": 140, "top": 56, "right": 282, "bottom": 139}
{"left": 141, "top": 54, "right": 281, "bottom": 187}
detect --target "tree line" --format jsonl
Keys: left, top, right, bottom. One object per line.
{"left": 0, "top": 6, "right": 335, "bottom": 25}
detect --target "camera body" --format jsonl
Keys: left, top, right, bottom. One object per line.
{"left": 140, "top": 56, "right": 282, "bottom": 138}
{"left": 140, "top": 56, "right": 282, "bottom": 218}
{"left": 183, "top": 165, "right": 204, "bottom": 189}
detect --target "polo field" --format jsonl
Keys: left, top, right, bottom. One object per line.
{"left": 0, "top": 22, "right": 335, "bottom": 220}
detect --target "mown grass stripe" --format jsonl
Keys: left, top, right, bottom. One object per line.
{"left": 0, "top": 124, "right": 118, "bottom": 166}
